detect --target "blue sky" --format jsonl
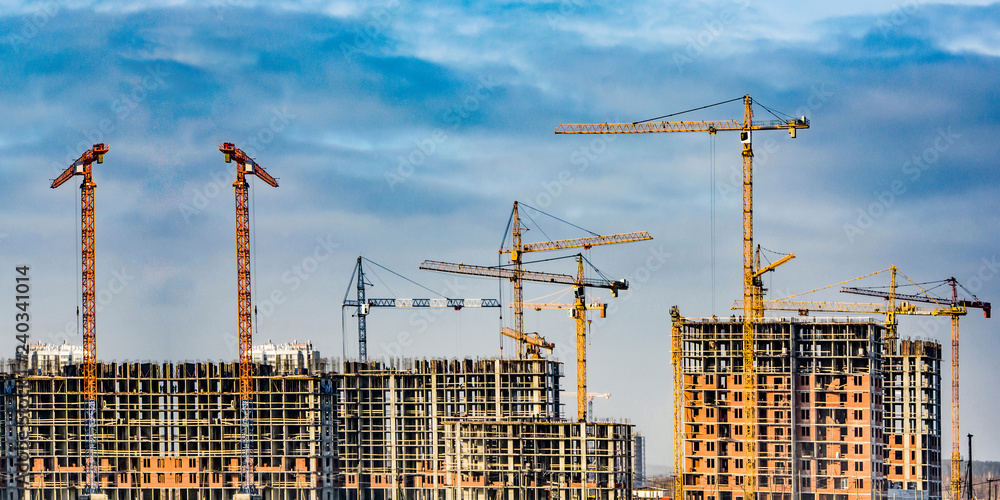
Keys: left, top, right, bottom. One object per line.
{"left": 1, "top": 0, "right": 999, "bottom": 466}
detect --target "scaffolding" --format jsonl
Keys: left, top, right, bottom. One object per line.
{"left": 1, "top": 360, "right": 319, "bottom": 500}
{"left": 441, "top": 421, "right": 632, "bottom": 500}
{"left": 325, "top": 358, "right": 566, "bottom": 500}
{"left": 1, "top": 354, "right": 633, "bottom": 500}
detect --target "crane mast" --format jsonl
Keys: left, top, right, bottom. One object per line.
{"left": 574, "top": 256, "right": 589, "bottom": 422}
{"left": 221, "top": 143, "right": 278, "bottom": 499}
{"left": 420, "top": 255, "right": 629, "bottom": 420}
{"left": 586, "top": 393, "right": 610, "bottom": 421}
{"left": 517, "top": 292, "right": 608, "bottom": 412}
{"left": 556, "top": 95, "right": 808, "bottom": 499}
{"left": 51, "top": 143, "right": 108, "bottom": 500}
{"left": 356, "top": 256, "right": 369, "bottom": 361}
{"left": 512, "top": 202, "right": 525, "bottom": 357}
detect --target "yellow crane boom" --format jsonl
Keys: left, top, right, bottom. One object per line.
{"left": 421, "top": 254, "right": 626, "bottom": 422}
{"left": 499, "top": 328, "right": 555, "bottom": 354}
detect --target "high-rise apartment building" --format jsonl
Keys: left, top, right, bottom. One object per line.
{"left": 672, "top": 315, "right": 889, "bottom": 500}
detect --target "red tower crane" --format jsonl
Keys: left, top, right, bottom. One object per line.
{"left": 51, "top": 143, "right": 108, "bottom": 500}
{"left": 220, "top": 143, "right": 278, "bottom": 500}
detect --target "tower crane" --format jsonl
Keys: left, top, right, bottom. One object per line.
{"left": 586, "top": 392, "right": 610, "bottom": 421}
{"left": 51, "top": 143, "right": 108, "bottom": 500}
{"left": 220, "top": 143, "right": 278, "bottom": 500}
{"left": 514, "top": 257, "right": 611, "bottom": 421}
{"left": 500, "top": 201, "right": 651, "bottom": 358}
{"left": 842, "top": 271, "right": 990, "bottom": 500}
{"left": 420, "top": 255, "right": 628, "bottom": 421}
{"left": 558, "top": 95, "right": 809, "bottom": 498}
{"left": 343, "top": 256, "right": 501, "bottom": 361}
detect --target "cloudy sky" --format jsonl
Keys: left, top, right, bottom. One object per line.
{"left": 1, "top": 0, "right": 999, "bottom": 466}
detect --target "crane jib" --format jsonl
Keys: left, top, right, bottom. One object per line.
{"left": 553, "top": 118, "right": 809, "bottom": 135}
{"left": 344, "top": 298, "right": 502, "bottom": 308}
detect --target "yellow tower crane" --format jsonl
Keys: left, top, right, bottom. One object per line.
{"left": 499, "top": 328, "right": 555, "bottom": 357}
{"left": 515, "top": 258, "right": 611, "bottom": 422}
{"left": 558, "top": 95, "right": 809, "bottom": 499}
{"left": 840, "top": 269, "right": 989, "bottom": 500}
{"left": 420, "top": 255, "right": 628, "bottom": 422}
{"left": 500, "top": 201, "right": 651, "bottom": 358}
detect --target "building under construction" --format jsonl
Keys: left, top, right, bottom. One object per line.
{"left": 0, "top": 344, "right": 632, "bottom": 500}
{"left": 884, "top": 340, "right": 942, "bottom": 500}
{"left": 671, "top": 313, "right": 944, "bottom": 500}
{"left": 673, "top": 315, "right": 886, "bottom": 500}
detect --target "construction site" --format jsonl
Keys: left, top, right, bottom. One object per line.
{"left": 0, "top": 346, "right": 632, "bottom": 500}
{"left": 1, "top": 95, "right": 992, "bottom": 500}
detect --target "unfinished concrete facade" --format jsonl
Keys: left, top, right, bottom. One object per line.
{"left": 441, "top": 421, "right": 632, "bottom": 500}
{"left": 672, "top": 316, "right": 889, "bottom": 500}
{"left": 884, "top": 339, "right": 942, "bottom": 500}
{"left": 1, "top": 359, "right": 321, "bottom": 500}
{"left": 325, "top": 358, "right": 631, "bottom": 500}
{"left": 1, "top": 353, "right": 632, "bottom": 500}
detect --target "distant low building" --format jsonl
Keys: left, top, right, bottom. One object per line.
{"left": 27, "top": 343, "right": 83, "bottom": 374}
{"left": 252, "top": 340, "right": 318, "bottom": 374}
{"left": 634, "top": 486, "right": 671, "bottom": 500}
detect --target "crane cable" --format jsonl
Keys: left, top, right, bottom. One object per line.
{"left": 362, "top": 257, "right": 447, "bottom": 298}
{"left": 75, "top": 183, "right": 81, "bottom": 339}
{"left": 251, "top": 182, "right": 258, "bottom": 339}
{"left": 633, "top": 96, "right": 744, "bottom": 125}
{"left": 710, "top": 132, "right": 716, "bottom": 316}
{"left": 776, "top": 267, "right": 892, "bottom": 301}
{"left": 516, "top": 202, "right": 600, "bottom": 237}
